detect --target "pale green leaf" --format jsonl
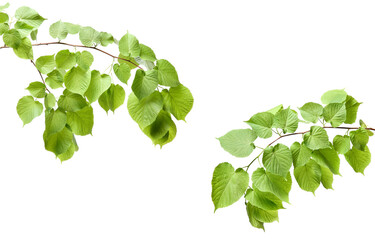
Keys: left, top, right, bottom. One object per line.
{"left": 64, "top": 22, "right": 80, "bottom": 34}
{"left": 15, "top": 6, "right": 45, "bottom": 29}
{"left": 76, "top": 50, "right": 94, "bottom": 71}
{"left": 273, "top": 107, "right": 299, "bottom": 133}
{"left": 3, "top": 29, "right": 21, "bottom": 48}
{"left": 161, "top": 84, "right": 194, "bottom": 121}
{"left": 79, "top": 26, "right": 100, "bottom": 46}
{"left": 156, "top": 59, "right": 180, "bottom": 87}
{"left": 67, "top": 105, "right": 94, "bottom": 136}
{"left": 320, "top": 166, "right": 333, "bottom": 189}
{"left": 245, "top": 112, "right": 274, "bottom": 139}
{"left": 30, "top": 29, "right": 37, "bottom": 41}
{"left": 299, "top": 102, "right": 323, "bottom": 123}
{"left": 16, "top": 96, "right": 43, "bottom": 125}
{"left": 85, "top": 70, "right": 111, "bottom": 103}
{"left": 303, "top": 126, "right": 330, "bottom": 150}
{"left": 49, "top": 20, "right": 68, "bottom": 40}
{"left": 139, "top": 44, "right": 156, "bottom": 62}
{"left": 0, "top": 23, "right": 9, "bottom": 35}
{"left": 245, "top": 188, "right": 284, "bottom": 211}
{"left": 44, "top": 93, "right": 56, "bottom": 110}
{"left": 99, "top": 31, "right": 114, "bottom": 46}
{"left": 46, "top": 69, "right": 64, "bottom": 89}
{"left": 294, "top": 159, "right": 321, "bottom": 194}
{"left": 290, "top": 142, "right": 312, "bottom": 168}
{"left": 45, "top": 109, "right": 67, "bottom": 134}
{"left": 35, "top": 54, "right": 56, "bottom": 74}
{"left": 344, "top": 146, "right": 371, "bottom": 174}
{"left": 118, "top": 32, "right": 141, "bottom": 57}
{"left": 98, "top": 84, "right": 125, "bottom": 113}
{"left": 321, "top": 89, "right": 347, "bottom": 104}
{"left": 250, "top": 203, "right": 279, "bottom": 223}
{"left": 64, "top": 66, "right": 91, "bottom": 96}
{"left": 211, "top": 162, "right": 249, "bottom": 211}
{"left": 0, "top": 3, "right": 10, "bottom": 12}
{"left": 267, "top": 104, "right": 283, "bottom": 115}
{"left": 262, "top": 143, "right": 293, "bottom": 178}
{"left": 127, "top": 91, "right": 163, "bottom": 128}
{"left": 252, "top": 168, "right": 292, "bottom": 203}
{"left": 312, "top": 147, "right": 341, "bottom": 175}
{"left": 113, "top": 63, "right": 131, "bottom": 84}
{"left": 323, "top": 103, "right": 346, "bottom": 127}
{"left": 118, "top": 54, "right": 139, "bottom": 70}
{"left": 55, "top": 49, "right": 76, "bottom": 70}
{"left": 246, "top": 202, "right": 265, "bottom": 230}
{"left": 350, "top": 128, "right": 369, "bottom": 151}
{"left": 26, "top": 81, "right": 46, "bottom": 98}
{"left": 131, "top": 69, "right": 159, "bottom": 100}
{"left": 333, "top": 135, "right": 350, "bottom": 154}
{"left": 217, "top": 129, "right": 257, "bottom": 158}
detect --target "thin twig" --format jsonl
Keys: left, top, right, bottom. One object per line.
{"left": 30, "top": 60, "right": 51, "bottom": 94}
{"left": 0, "top": 41, "right": 144, "bottom": 70}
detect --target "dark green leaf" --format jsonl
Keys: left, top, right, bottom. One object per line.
{"left": 344, "top": 95, "right": 361, "bottom": 124}
{"left": 98, "top": 84, "right": 125, "bottom": 113}
{"left": 43, "top": 126, "right": 73, "bottom": 156}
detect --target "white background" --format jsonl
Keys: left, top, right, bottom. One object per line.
{"left": 1, "top": 0, "right": 375, "bottom": 239}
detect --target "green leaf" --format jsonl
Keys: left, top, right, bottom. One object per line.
{"left": 45, "top": 69, "right": 64, "bottom": 89}
{"left": 58, "top": 90, "right": 88, "bottom": 112}
{"left": 0, "top": 3, "right": 10, "bottom": 12}
{"left": 118, "top": 32, "right": 141, "bottom": 57}
{"left": 26, "top": 82, "right": 46, "bottom": 98}
{"left": 252, "top": 168, "right": 292, "bottom": 203}
{"left": 57, "top": 140, "right": 77, "bottom": 162}
{"left": 13, "top": 37, "right": 33, "bottom": 59}
{"left": 294, "top": 159, "right": 321, "bottom": 194}
{"left": 0, "top": 23, "right": 9, "bottom": 35}
{"left": 211, "top": 162, "right": 249, "bottom": 211}
{"left": 98, "top": 84, "right": 125, "bottom": 113}
{"left": 79, "top": 26, "right": 100, "bottom": 47}
{"left": 3, "top": 29, "right": 21, "bottom": 48}
{"left": 245, "top": 188, "right": 284, "bottom": 211}
{"left": 43, "top": 126, "right": 73, "bottom": 156}
{"left": 320, "top": 166, "right": 333, "bottom": 190}
{"left": 299, "top": 102, "right": 323, "bottom": 123}
{"left": 127, "top": 91, "right": 163, "bottom": 128}
{"left": 15, "top": 6, "right": 45, "bottom": 29}
{"left": 245, "top": 112, "right": 274, "bottom": 139}
{"left": 64, "top": 22, "right": 80, "bottom": 34}
{"left": 64, "top": 66, "right": 91, "bottom": 96}
{"left": 44, "top": 93, "right": 56, "bottom": 110}
{"left": 139, "top": 44, "right": 157, "bottom": 62}
{"left": 30, "top": 29, "right": 38, "bottom": 40}
{"left": 350, "top": 128, "right": 369, "bottom": 151}
{"left": 16, "top": 96, "right": 43, "bottom": 125}
{"left": 344, "top": 146, "right": 371, "bottom": 174}
{"left": 113, "top": 63, "right": 131, "bottom": 84}
{"left": 85, "top": 70, "right": 111, "bottom": 103}
{"left": 273, "top": 107, "right": 299, "bottom": 133}
{"left": 262, "top": 143, "right": 293, "bottom": 178}
{"left": 333, "top": 135, "right": 350, "bottom": 154}
{"left": 14, "top": 21, "right": 34, "bottom": 38}
{"left": 323, "top": 103, "right": 346, "bottom": 127}
{"left": 249, "top": 203, "right": 279, "bottom": 223}
{"left": 141, "top": 110, "right": 176, "bottom": 147}
{"left": 312, "top": 147, "right": 341, "bottom": 175}
{"left": 0, "top": 12, "right": 9, "bottom": 23}
{"left": 45, "top": 109, "right": 67, "bottom": 134}
{"left": 35, "top": 54, "right": 56, "bottom": 74}
{"left": 267, "top": 104, "right": 283, "bottom": 115}
{"left": 55, "top": 49, "right": 76, "bottom": 70}
{"left": 246, "top": 203, "right": 265, "bottom": 231}
{"left": 76, "top": 51, "right": 94, "bottom": 71}
{"left": 290, "top": 142, "right": 312, "bottom": 168}
{"left": 156, "top": 59, "right": 180, "bottom": 87}
{"left": 161, "top": 84, "right": 194, "bottom": 121}
{"left": 99, "top": 32, "right": 114, "bottom": 46}
{"left": 321, "top": 89, "right": 347, "bottom": 104}
{"left": 131, "top": 69, "right": 159, "bottom": 100}
{"left": 217, "top": 129, "right": 257, "bottom": 158}
{"left": 67, "top": 105, "right": 94, "bottom": 136}
{"left": 118, "top": 54, "right": 139, "bottom": 70}
{"left": 344, "top": 95, "right": 361, "bottom": 124}
{"left": 49, "top": 20, "right": 68, "bottom": 40}
{"left": 303, "top": 126, "right": 330, "bottom": 150}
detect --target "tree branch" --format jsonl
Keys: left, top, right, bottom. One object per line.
{"left": 0, "top": 41, "right": 144, "bottom": 70}
{"left": 30, "top": 60, "right": 51, "bottom": 94}
{"left": 243, "top": 126, "right": 375, "bottom": 171}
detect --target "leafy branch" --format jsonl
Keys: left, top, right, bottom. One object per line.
{"left": 212, "top": 89, "right": 373, "bottom": 231}
{"left": 0, "top": 4, "right": 194, "bottom": 161}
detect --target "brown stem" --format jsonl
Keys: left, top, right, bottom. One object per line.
{"left": 30, "top": 60, "right": 51, "bottom": 94}
{"left": 244, "top": 126, "right": 375, "bottom": 171}
{"left": 0, "top": 41, "right": 144, "bottom": 70}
